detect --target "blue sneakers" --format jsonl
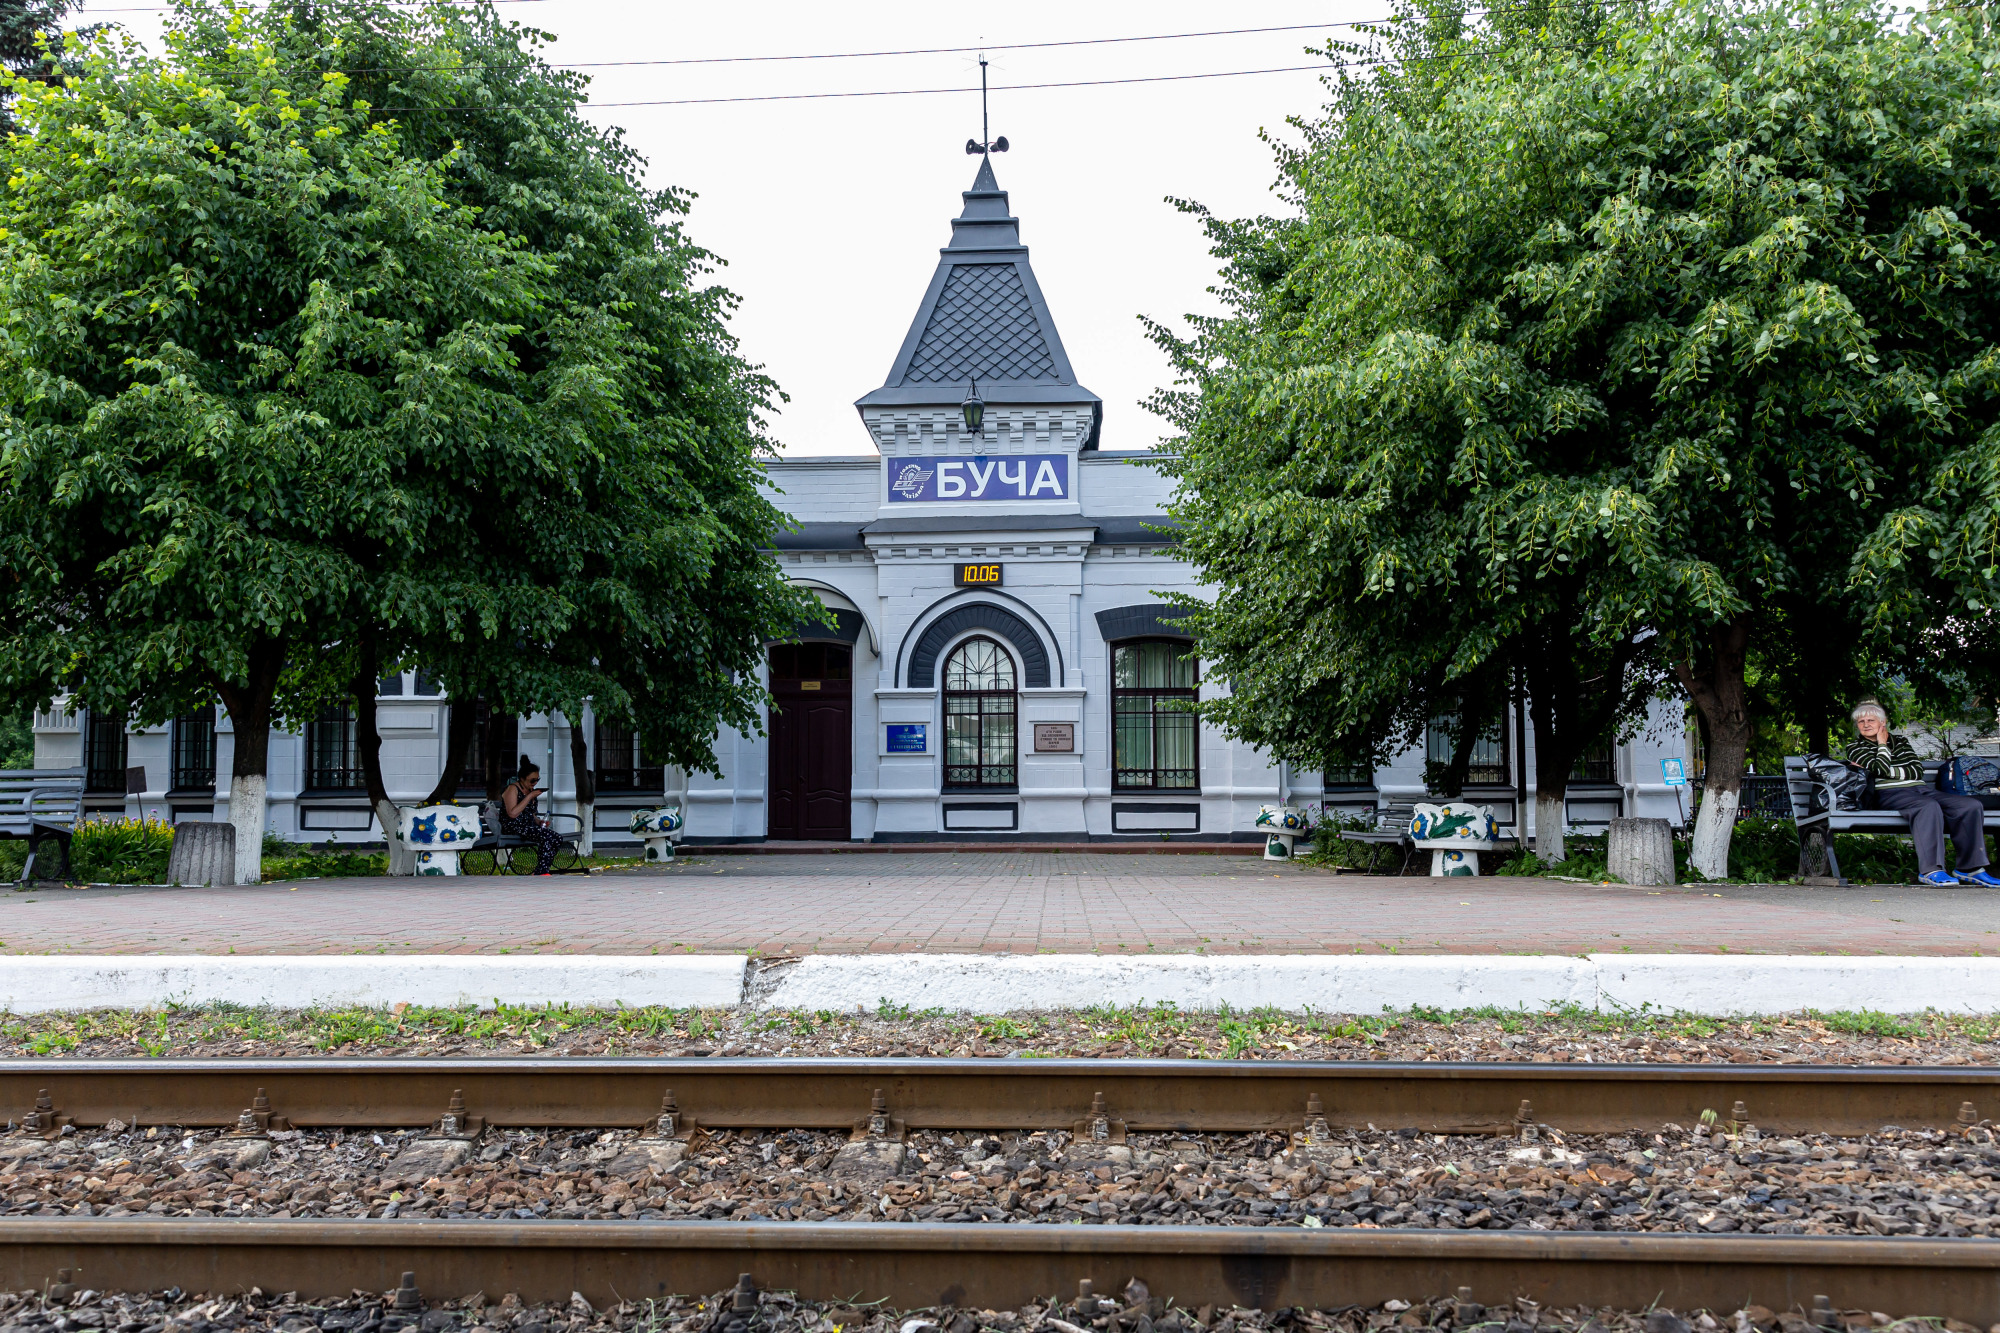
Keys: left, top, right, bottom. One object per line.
{"left": 1920, "top": 870, "right": 1960, "bottom": 886}
{"left": 1956, "top": 868, "right": 2000, "bottom": 887}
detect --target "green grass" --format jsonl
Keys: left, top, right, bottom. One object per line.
{"left": 0, "top": 998, "right": 1987, "bottom": 1058}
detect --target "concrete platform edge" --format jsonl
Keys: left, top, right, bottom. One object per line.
{"left": 0, "top": 953, "right": 1994, "bottom": 1016}
{"left": 759, "top": 953, "right": 2000, "bottom": 1017}
{"left": 0, "top": 955, "right": 748, "bottom": 1014}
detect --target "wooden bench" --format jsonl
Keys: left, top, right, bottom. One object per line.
{"left": 0, "top": 769, "right": 84, "bottom": 884}
{"left": 1338, "top": 804, "right": 1419, "bottom": 875}
{"left": 1783, "top": 756, "right": 2000, "bottom": 883}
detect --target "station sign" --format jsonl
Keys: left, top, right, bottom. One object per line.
{"left": 887, "top": 455, "right": 1069, "bottom": 503}
{"left": 955, "top": 563, "right": 1003, "bottom": 588}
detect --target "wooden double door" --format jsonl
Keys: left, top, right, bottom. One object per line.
{"left": 767, "top": 642, "right": 853, "bottom": 841}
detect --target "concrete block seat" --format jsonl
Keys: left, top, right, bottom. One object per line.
{"left": 1784, "top": 756, "right": 2000, "bottom": 883}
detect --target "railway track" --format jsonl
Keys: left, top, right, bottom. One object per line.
{"left": 0, "top": 1058, "right": 1993, "bottom": 1136}
{"left": 1, "top": 1221, "right": 1996, "bottom": 1321}
{"left": 0, "top": 1059, "right": 1996, "bottom": 1319}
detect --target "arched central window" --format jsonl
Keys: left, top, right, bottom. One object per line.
{"left": 944, "top": 637, "right": 1017, "bottom": 789}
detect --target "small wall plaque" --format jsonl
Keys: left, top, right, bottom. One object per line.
{"left": 1033, "top": 722, "right": 1076, "bottom": 753}
{"left": 885, "top": 723, "right": 928, "bottom": 754}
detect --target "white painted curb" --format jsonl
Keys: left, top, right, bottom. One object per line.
{"left": 1594, "top": 954, "right": 2000, "bottom": 1017}
{"left": 0, "top": 955, "right": 748, "bottom": 1014}
{"left": 758, "top": 953, "right": 2000, "bottom": 1016}
{"left": 757, "top": 954, "right": 1596, "bottom": 1015}
{"left": 6, "top": 952, "right": 1997, "bottom": 1017}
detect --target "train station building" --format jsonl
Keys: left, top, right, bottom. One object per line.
{"left": 34, "top": 159, "right": 1685, "bottom": 847}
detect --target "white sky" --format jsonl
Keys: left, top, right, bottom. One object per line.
{"left": 77, "top": 0, "right": 1375, "bottom": 455}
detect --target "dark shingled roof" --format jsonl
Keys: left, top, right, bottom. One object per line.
{"left": 857, "top": 158, "right": 1101, "bottom": 443}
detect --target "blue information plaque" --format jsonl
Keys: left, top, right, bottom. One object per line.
{"left": 885, "top": 723, "right": 928, "bottom": 754}
{"left": 1661, "top": 757, "right": 1687, "bottom": 787}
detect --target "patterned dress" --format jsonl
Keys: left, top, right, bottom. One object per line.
{"left": 500, "top": 781, "right": 565, "bottom": 874}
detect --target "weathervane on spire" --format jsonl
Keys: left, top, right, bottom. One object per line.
{"left": 964, "top": 54, "right": 1010, "bottom": 157}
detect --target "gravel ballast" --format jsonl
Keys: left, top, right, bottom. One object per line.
{"left": 1, "top": 1115, "right": 1995, "bottom": 1238}
{"left": 0, "top": 1280, "right": 1986, "bottom": 1333}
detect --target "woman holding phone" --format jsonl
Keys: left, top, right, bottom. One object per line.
{"left": 499, "top": 755, "right": 565, "bottom": 875}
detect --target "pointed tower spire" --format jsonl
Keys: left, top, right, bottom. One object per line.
{"left": 856, "top": 158, "right": 1100, "bottom": 449}
{"left": 950, "top": 157, "right": 1019, "bottom": 250}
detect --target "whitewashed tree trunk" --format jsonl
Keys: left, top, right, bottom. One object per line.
{"left": 578, "top": 802, "right": 595, "bottom": 857}
{"left": 1535, "top": 792, "right": 1566, "bottom": 866}
{"left": 1690, "top": 785, "right": 1738, "bottom": 879}
{"left": 227, "top": 772, "right": 266, "bottom": 885}
{"left": 376, "top": 797, "right": 417, "bottom": 876}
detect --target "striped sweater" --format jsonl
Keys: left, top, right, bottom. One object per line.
{"left": 1844, "top": 734, "right": 1927, "bottom": 787}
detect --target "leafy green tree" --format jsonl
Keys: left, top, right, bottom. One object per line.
{"left": 0, "top": 1, "right": 809, "bottom": 879}
{"left": 0, "top": 16, "right": 533, "bottom": 880}
{"left": 0, "top": 0, "right": 83, "bottom": 133}
{"left": 1153, "top": 0, "right": 2000, "bottom": 875}
{"left": 297, "top": 0, "right": 815, "bottom": 849}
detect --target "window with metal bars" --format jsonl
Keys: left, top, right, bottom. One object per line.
{"left": 1426, "top": 715, "right": 1511, "bottom": 786}
{"left": 1112, "top": 640, "right": 1198, "bottom": 791}
{"left": 305, "top": 707, "right": 362, "bottom": 792}
{"left": 943, "top": 637, "right": 1017, "bottom": 789}
{"left": 453, "top": 699, "right": 518, "bottom": 793}
{"left": 1322, "top": 759, "right": 1375, "bottom": 789}
{"left": 1571, "top": 739, "right": 1616, "bottom": 784}
{"left": 83, "top": 712, "right": 127, "bottom": 793}
{"left": 170, "top": 707, "right": 216, "bottom": 792}
{"left": 594, "top": 719, "right": 665, "bottom": 793}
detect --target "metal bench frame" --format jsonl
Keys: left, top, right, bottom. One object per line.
{"left": 0, "top": 769, "right": 85, "bottom": 884}
{"left": 462, "top": 800, "right": 589, "bottom": 875}
{"left": 1338, "top": 804, "right": 1420, "bottom": 875}
{"left": 1783, "top": 756, "right": 2000, "bottom": 883}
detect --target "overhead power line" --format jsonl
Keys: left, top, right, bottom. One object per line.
{"left": 572, "top": 63, "right": 1340, "bottom": 110}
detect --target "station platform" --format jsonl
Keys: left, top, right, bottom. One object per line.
{"left": 2, "top": 850, "right": 1995, "bottom": 958}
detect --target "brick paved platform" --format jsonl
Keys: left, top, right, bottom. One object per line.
{"left": 3, "top": 852, "right": 1995, "bottom": 957}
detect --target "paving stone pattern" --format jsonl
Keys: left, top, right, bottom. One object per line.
{"left": 5, "top": 852, "right": 1999, "bottom": 956}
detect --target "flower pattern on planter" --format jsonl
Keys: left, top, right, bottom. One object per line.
{"left": 1409, "top": 802, "right": 1498, "bottom": 877}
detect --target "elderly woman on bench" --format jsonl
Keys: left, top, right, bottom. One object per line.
{"left": 1846, "top": 702, "right": 2000, "bottom": 887}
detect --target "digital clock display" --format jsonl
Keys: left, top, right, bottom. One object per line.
{"left": 955, "top": 563, "right": 1004, "bottom": 587}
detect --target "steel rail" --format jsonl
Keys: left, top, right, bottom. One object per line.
{"left": 0, "top": 1221, "right": 1996, "bottom": 1319}
{"left": 0, "top": 1059, "right": 1992, "bottom": 1137}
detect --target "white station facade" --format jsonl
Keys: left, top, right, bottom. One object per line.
{"left": 675, "top": 159, "right": 1687, "bottom": 844}
{"left": 35, "top": 158, "right": 1687, "bottom": 847}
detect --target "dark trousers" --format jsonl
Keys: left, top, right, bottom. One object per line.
{"left": 1873, "top": 786, "right": 1991, "bottom": 876}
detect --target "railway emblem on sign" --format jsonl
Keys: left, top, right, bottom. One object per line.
{"left": 890, "top": 464, "right": 934, "bottom": 499}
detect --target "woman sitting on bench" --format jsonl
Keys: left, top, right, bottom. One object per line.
{"left": 500, "top": 755, "right": 565, "bottom": 876}
{"left": 1846, "top": 702, "right": 2000, "bottom": 887}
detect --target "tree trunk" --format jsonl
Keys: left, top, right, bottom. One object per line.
{"left": 1527, "top": 669, "right": 1575, "bottom": 867}
{"left": 352, "top": 653, "right": 416, "bottom": 876}
{"left": 426, "top": 698, "right": 477, "bottom": 806}
{"left": 1441, "top": 724, "right": 1477, "bottom": 798}
{"left": 485, "top": 704, "right": 511, "bottom": 800}
{"left": 1677, "top": 615, "right": 1752, "bottom": 881}
{"left": 1525, "top": 632, "right": 1637, "bottom": 869}
{"left": 214, "top": 638, "right": 284, "bottom": 886}
{"left": 569, "top": 710, "right": 596, "bottom": 857}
